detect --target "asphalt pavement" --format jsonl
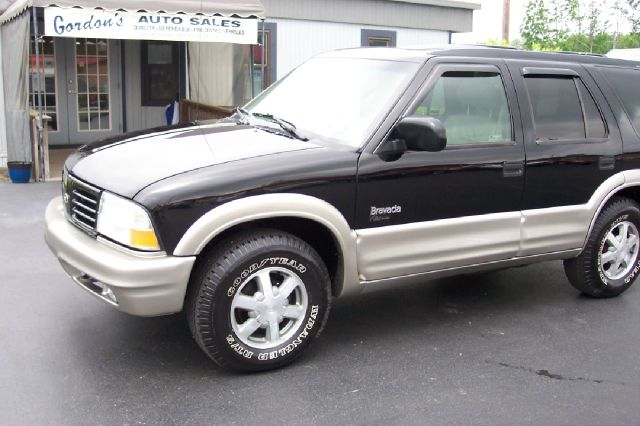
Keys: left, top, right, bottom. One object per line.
{"left": 1, "top": 181, "right": 639, "bottom": 425}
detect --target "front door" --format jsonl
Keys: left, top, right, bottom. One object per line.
{"left": 355, "top": 59, "right": 525, "bottom": 282}
{"left": 47, "top": 38, "right": 122, "bottom": 145}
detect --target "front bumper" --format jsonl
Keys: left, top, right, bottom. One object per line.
{"left": 45, "top": 196, "right": 196, "bottom": 316}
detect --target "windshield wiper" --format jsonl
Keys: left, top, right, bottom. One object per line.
{"left": 252, "top": 112, "right": 309, "bottom": 141}
{"left": 233, "top": 108, "right": 308, "bottom": 141}
{"left": 232, "top": 106, "right": 253, "bottom": 125}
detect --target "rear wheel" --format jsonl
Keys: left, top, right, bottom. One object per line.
{"left": 564, "top": 197, "right": 640, "bottom": 297}
{"left": 186, "top": 229, "right": 331, "bottom": 372}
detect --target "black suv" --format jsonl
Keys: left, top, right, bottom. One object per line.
{"left": 45, "top": 46, "right": 640, "bottom": 371}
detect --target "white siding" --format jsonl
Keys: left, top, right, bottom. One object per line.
{"left": 0, "top": 31, "right": 7, "bottom": 167}
{"left": 270, "top": 19, "right": 449, "bottom": 79}
{"left": 263, "top": 0, "right": 475, "bottom": 32}
{"left": 396, "top": 27, "right": 451, "bottom": 47}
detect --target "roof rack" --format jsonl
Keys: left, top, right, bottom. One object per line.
{"left": 475, "top": 44, "right": 522, "bottom": 50}
{"left": 548, "top": 50, "right": 606, "bottom": 57}
{"left": 463, "top": 44, "right": 607, "bottom": 58}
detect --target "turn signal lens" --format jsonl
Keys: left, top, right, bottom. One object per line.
{"left": 130, "top": 229, "right": 160, "bottom": 249}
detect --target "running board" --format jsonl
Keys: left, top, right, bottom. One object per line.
{"left": 359, "top": 249, "right": 581, "bottom": 294}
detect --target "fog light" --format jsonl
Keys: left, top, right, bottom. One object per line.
{"left": 66, "top": 266, "right": 120, "bottom": 307}
{"left": 92, "top": 279, "right": 118, "bottom": 305}
{"left": 101, "top": 286, "right": 117, "bottom": 304}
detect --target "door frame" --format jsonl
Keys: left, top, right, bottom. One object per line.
{"left": 44, "top": 38, "right": 69, "bottom": 145}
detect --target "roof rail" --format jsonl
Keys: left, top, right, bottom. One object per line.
{"left": 546, "top": 50, "right": 606, "bottom": 58}
{"left": 476, "top": 44, "right": 522, "bottom": 50}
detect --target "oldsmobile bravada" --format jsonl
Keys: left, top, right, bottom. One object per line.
{"left": 46, "top": 46, "right": 640, "bottom": 371}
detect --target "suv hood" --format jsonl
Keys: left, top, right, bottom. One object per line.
{"left": 67, "top": 122, "right": 320, "bottom": 198}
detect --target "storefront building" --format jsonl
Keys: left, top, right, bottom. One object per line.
{"left": 259, "top": 0, "right": 479, "bottom": 82}
{"left": 0, "top": 0, "right": 478, "bottom": 172}
{"left": 0, "top": 0, "right": 264, "bottom": 175}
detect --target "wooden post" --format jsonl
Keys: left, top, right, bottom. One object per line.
{"left": 32, "top": 7, "right": 46, "bottom": 182}
{"left": 502, "top": 0, "right": 511, "bottom": 43}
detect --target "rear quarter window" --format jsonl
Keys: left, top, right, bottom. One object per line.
{"left": 600, "top": 67, "right": 640, "bottom": 134}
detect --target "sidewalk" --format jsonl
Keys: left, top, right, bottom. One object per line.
{"left": 0, "top": 148, "right": 73, "bottom": 183}
{"left": 48, "top": 148, "right": 74, "bottom": 180}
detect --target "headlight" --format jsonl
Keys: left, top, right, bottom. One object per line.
{"left": 96, "top": 192, "right": 160, "bottom": 251}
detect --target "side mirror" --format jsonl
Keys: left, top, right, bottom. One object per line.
{"left": 390, "top": 116, "right": 447, "bottom": 152}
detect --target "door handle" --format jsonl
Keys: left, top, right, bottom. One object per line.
{"left": 503, "top": 161, "right": 523, "bottom": 178}
{"left": 68, "top": 90, "right": 77, "bottom": 94}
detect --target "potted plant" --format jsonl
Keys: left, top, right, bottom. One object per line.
{"left": 7, "top": 160, "right": 32, "bottom": 183}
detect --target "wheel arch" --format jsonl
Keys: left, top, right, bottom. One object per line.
{"left": 584, "top": 170, "right": 640, "bottom": 251}
{"left": 173, "top": 194, "right": 361, "bottom": 297}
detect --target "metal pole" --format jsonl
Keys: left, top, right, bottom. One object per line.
{"left": 249, "top": 41, "right": 255, "bottom": 98}
{"left": 32, "top": 7, "right": 45, "bottom": 182}
{"left": 261, "top": 19, "right": 265, "bottom": 92}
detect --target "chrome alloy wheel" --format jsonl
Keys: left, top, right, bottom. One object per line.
{"left": 230, "top": 267, "right": 308, "bottom": 350}
{"left": 600, "top": 220, "right": 640, "bottom": 280}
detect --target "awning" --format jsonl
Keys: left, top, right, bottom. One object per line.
{"left": 0, "top": 0, "right": 14, "bottom": 14}
{"left": 1, "top": 1, "right": 265, "bottom": 44}
{"left": 0, "top": 0, "right": 266, "bottom": 24}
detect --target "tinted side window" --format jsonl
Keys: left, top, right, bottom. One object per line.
{"left": 600, "top": 67, "right": 640, "bottom": 134}
{"left": 576, "top": 79, "right": 607, "bottom": 138}
{"left": 525, "top": 76, "right": 584, "bottom": 140}
{"left": 411, "top": 71, "right": 512, "bottom": 146}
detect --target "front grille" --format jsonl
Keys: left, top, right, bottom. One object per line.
{"left": 64, "top": 175, "right": 101, "bottom": 233}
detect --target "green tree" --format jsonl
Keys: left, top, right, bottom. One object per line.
{"left": 565, "top": 0, "right": 584, "bottom": 33}
{"left": 521, "top": 0, "right": 553, "bottom": 49}
{"left": 585, "top": 1, "right": 609, "bottom": 51}
{"left": 618, "top": 32, "right": 640, "bottom": 47}
{"left": 559, "top": 32, "right": 615, "bottom": 53}
{"left": 548, "top": 0, "right": 578, "bottom": 43}
{"left": 518, "top": 0, "right": 638, "bottom": 53}
{"left": 626, "top": 0, "right": 640, "bottom": 33}
{"left": 521, "top": 0, "right": 599, "bottom": 50}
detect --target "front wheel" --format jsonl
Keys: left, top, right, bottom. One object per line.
{"left": 564, "top": 197, "right": 640, "bottom": 297}
{"left": 186, "top": 229, "right": 331, "bottom": 372}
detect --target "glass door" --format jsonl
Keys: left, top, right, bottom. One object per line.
{"left": 61, "top": 38, "right": 122, "bottom": 145}
{"left": 30, "top": 36, "right": 72, "bottom": 145}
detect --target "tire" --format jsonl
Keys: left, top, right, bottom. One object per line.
{"left": 564, "top": 197, "right": 640, "bottom": 297}
{"left": 186, "top": 229, "right": 331, "bottom": 372}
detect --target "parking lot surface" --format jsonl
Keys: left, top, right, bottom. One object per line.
{"left": 1, "top": 181, "right": 640, "bottom": 425}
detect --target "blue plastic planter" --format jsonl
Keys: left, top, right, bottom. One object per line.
{"left": 7, "top": 161, "right": 32, "bottom": 183}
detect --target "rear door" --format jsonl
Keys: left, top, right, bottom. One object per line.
{"left": 506, "top": 60, "right": 623, "bottom": 256}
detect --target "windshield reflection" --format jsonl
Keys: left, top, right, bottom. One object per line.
{"left": 245, "top": 57, "right": 420, "bottom": 147}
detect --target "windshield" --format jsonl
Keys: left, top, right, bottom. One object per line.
{"left": 245, "top": 57, "right": 420, "bottom": 147}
